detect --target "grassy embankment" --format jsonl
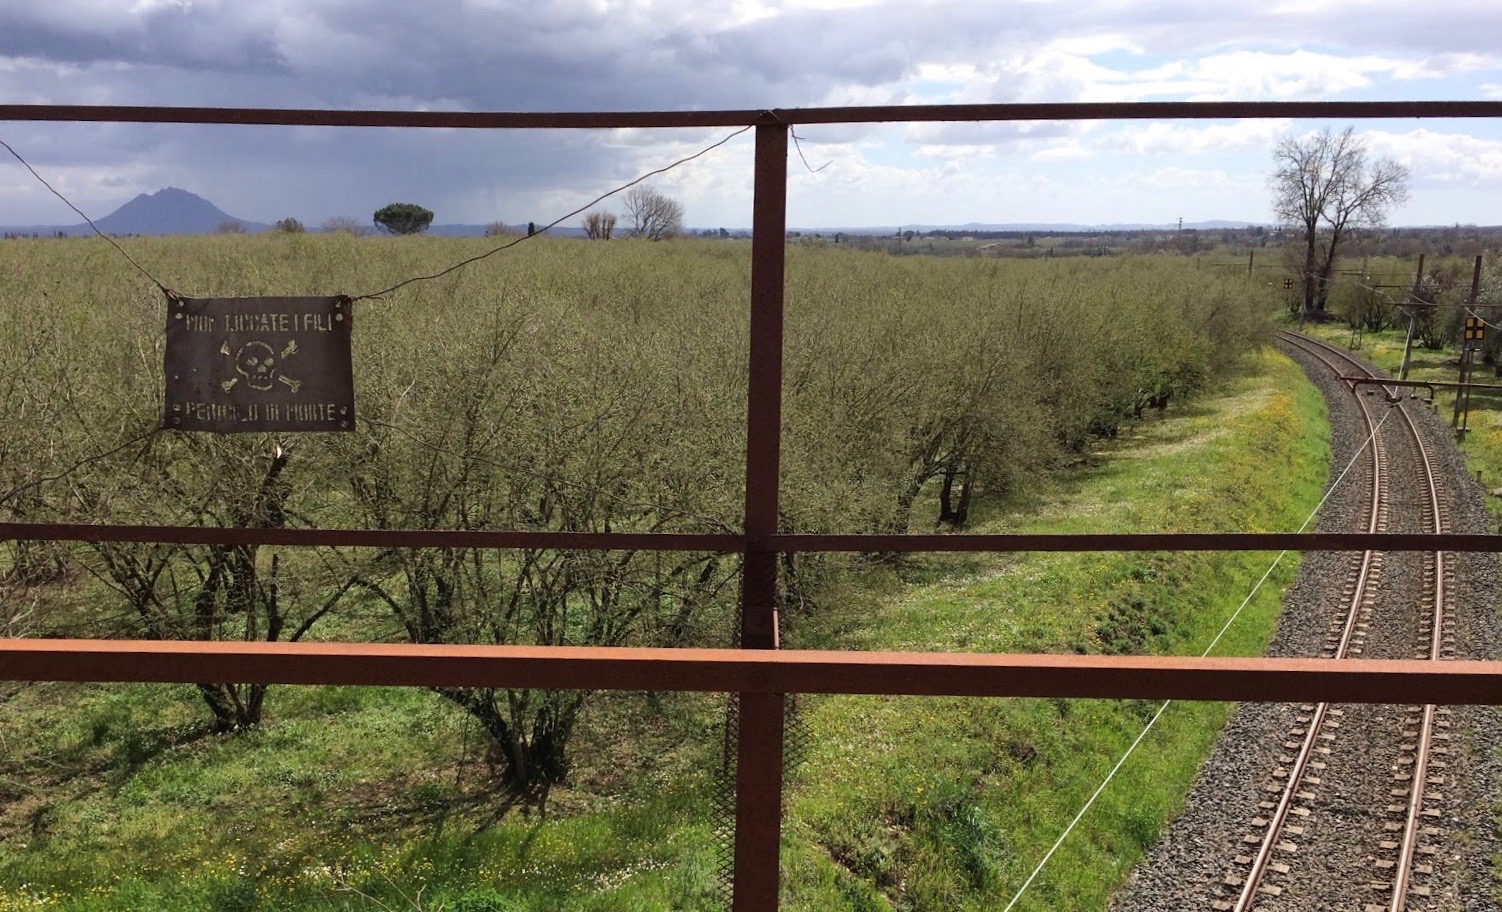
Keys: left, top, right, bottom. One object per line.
{"left": 0, "top": 349, "right": 1327, "bottom": 912}
{"left": 782, "top": 348, "right": 1327, "bottom": 911}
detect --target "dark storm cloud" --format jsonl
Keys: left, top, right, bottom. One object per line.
{"left": 0, "top": 4, "right": 288, "bottom": 74}
{"left": 3, "top": 1, "right": 1053, "bottom": 111}
{"left": 1, "top": 1, "right": 1498, "bottom": 226}
{"left": 5, "top": 1, "right": 1498, "bottom": 112}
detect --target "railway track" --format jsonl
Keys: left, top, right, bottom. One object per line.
{"left": 1211, "top": 331, "right": 1452, "bottom": 912}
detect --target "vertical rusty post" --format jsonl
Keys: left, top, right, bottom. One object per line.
{"left": 1455, "top": 255, "right": 1485, "bottom": 434}
{"left": 734, "top": 119, "right": 789, "bottom": 912}
{"left": 1247, "top": 249, "right": 1254, "bottom": 278}
{"left": 1465, "top": 254, "right": 1484, "bottom": 315}
{"left": 1399, "top": 253, "right": 1426, "bottom": 381}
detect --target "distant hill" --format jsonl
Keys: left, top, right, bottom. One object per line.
{"left": 804, "top": 220, "right": 1265, "bottom": 235}
{"left": 0, "top": 192, "right": 1266, "bottom": 239}
{"left": 0, "top": 190, "right": 598, "bottom": 238}
{"left": 56, "top": 187, "right": 269, "bottom": 236}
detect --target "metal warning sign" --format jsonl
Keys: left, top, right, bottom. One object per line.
{"left": 164, "top": 296, "right": 354, "bottom": 433}
{"left": 1465, "top": 315, "right": 1485, "bottom": 343}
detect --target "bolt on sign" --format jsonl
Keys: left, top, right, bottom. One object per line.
{"left": 164, "top": 296, "right": 355, "bottom": 433}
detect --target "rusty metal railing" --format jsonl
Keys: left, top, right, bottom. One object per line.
{"left": 4, "top": 100, "right": 1502, "bottom": 911}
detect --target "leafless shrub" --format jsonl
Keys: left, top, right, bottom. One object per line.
{"left": 583, "top": 210, "right": 617, "bottom": 240}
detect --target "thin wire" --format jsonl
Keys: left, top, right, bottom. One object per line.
{"left": 790, "top": 130, "right": 830, "bottom": 173}
{"left": 1197, "top": 406, "right": 1393, "bottom": 657}
{"left": 353, "top": 124, "right": 754, "bottom": 301}
{"left": 999, "top": 400, "right": 1391, "bottom": 912}
{"left": 1464, "top": 305, "right": 1501, "bottom": 331}
{"left": 0, "top": 135, "right": 174, "bottom": 295}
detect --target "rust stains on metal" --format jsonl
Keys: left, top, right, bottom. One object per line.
{"left": 4, "top": 101, "right": 1502, "bottom": 130}
{"left": 0, "top": 523, "right": 744, "bottom": 551}
{"left": 733, "top": 122, "right": 791, "bottom": 912}
{"left": 2, "top": 639, "right": 1501, "bottom": 706}
{"left": 1, "top": 524, "right": 1497, "bottom": 554}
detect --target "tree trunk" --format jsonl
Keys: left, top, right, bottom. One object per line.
{"left": 1303, "top": 231, "right": 1320, "bottom": 314}
{"left": 438, "top": 687, "right": 580, "bottom": 803}
{"left": 938, "top": 456, "right": 979, "bottom": 528}
{"left": 953, "top": 467, "right": 974, "bottom": 527}
{"left": 196, "top": 682, "right": 265, "bottom": 732}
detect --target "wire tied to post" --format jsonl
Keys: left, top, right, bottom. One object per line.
{"left": 790, "top": 130, "right": 830, "bottom": 173}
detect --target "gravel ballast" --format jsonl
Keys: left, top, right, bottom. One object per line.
{"left": 1109, "top": 339, "right": 1502, "bottom": 912}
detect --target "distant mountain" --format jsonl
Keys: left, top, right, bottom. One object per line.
{"left": 53, "top": 187, "right": 267, "bottom": 236}
{"left": 0, "top": 187, "right": 266, "bottom": 236}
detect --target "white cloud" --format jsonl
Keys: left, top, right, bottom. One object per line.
{"left": 1105, "top": 120, "right": 1295, "bottom": 156}
{"left": 1134, "top": 167, "right": 1235, "bottom": 193}
{"left": 1360, "top": 128, "right": 1502, "bottom": 183}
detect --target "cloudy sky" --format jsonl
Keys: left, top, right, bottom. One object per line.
{"left": 1, "top": 0, "right": 1500, "bottom": 230}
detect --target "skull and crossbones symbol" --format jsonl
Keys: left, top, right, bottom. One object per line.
{"left": 222, "top": 339, "right": 301, "bottom": 393}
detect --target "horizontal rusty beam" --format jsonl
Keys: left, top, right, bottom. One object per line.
{"left": 1, "top": 639, "right": 1499, "bottom": 705}
{"left": 3, "top": 523, "right": 1499, "bottom": 553}
{"left": 1344, "top": 376, "right": 1502, "bottom": 394}
{"left": 1, "top": 101, "right": 1499, "bottom": 131}
{"left": 0, "top": 523, "right": 741, "bottom": 552}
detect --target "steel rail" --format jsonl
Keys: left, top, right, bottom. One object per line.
{"left": 2, "top": 639, "right": 1501, "bottom": 704}
{"left": 1269, "top": 331, "right": 1451, "bottom": 912}
{"left": 1389, "top": 384, "right": 1448, "bottom": 912}
{"left": 1304, "top": 332, "right": 1450, "bottom": 912}
{"left": 3, "top": 522, "right": 1499, "bottom": 554}
{"left": 2, "top": 101, "right": 1501, "bottom": 131}
{"left": 1234, "top": 332, "right": 1390, "bottom": 912}
{"left": 0, "top": 523, "right": 743, "bottom": 552}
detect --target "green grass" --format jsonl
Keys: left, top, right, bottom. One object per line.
{"left": 0, "top": 681, "right": 728, "bottom": 911}
{"left": 782, "top": 347, "right": 1329, "bottom": 911}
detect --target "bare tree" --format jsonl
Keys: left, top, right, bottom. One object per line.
{"left": 1271, "top": 127, "right": 1409, "bottom": 316}
{"left": 582, "top": 210, "right": 617, "bottom": 240}
{"left": 320, "top": 216, "right": 368, "bottom": 236}
{"left": 622, "top": 187, "right": 684, "bottom": 240}
{"left": 72, "top": 442, "right": 364, "bottom": 732}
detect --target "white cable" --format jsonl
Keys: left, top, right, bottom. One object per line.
{"left": 1198, "top": 407, "right": 1391, "bottom": 658}
{"left": 999, "top": 394, "right": 1391, "bottom": 912}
